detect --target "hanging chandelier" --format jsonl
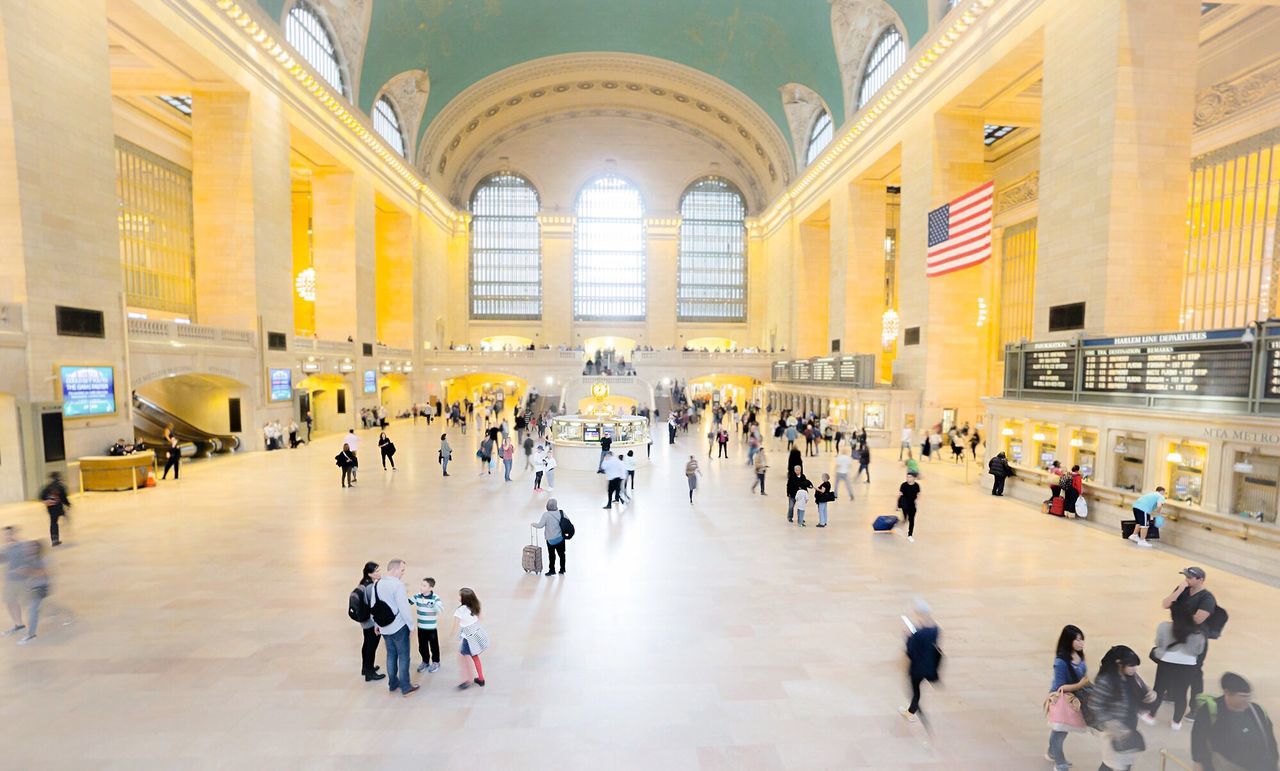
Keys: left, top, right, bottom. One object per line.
{"left": 881, "top": 309, "right": 900, "bottom": 350}
{"left": 295, "top": 267, "right": 316, "bottom": 302}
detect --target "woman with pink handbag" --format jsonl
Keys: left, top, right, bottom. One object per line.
{"left": 1046, "top": 625, "right": 1091, "bottom": 771}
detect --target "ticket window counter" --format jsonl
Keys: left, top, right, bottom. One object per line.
{"left": 1032, "top": 423, "right": 1059, "bottom": 469}
{"left": 1165, "top": 441, "right": 1207, "bottom": 505}
{"left": 1232, "top": 452, "right": 1280, "bottom": 524}
{"left": 1001, "top": 419, "right": 1026, "bottom": 465}
{"left": 1113, "top": 434, "right": 1147, "bottom": 492}
{"left": 1069, "top": 429, "right": 1099, "bottom": 480}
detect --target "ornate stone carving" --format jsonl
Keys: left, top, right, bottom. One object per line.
{"left": 1194, "top": 58, "right": 1280, "bottom": 131}
{"left": 996, "top": 172, "right": 1039, "bottom": 214}
{"left": 779, "top": 83, "right": 829, "bottom": 170}
{"left": 829, "top": 0, "right": 901, "bottom": 120}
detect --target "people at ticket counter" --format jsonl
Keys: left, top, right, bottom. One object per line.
{"left": 1130, "top": 487, "right": 1166, "bottom": 549}
{"left": 988, "top": 452, "right": 1014, "bottom": 496}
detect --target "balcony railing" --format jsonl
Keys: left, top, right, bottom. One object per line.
{"left": 293, "top": 337, "right": 356, "bottom": 355}
{"left": 128, "top": 318, "right": 255, "bottom": 349}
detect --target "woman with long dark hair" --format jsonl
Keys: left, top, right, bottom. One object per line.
{"left": 450, "top": 587, "right": 491, "bottom": 690}
{"left": 358, "top": 562, "right": 385, "bottom": 681}
{"left": 1141, "top": 605, "right": 1205, "bottom": 729}
{"left": 1091, "top": 645, "right": 1156, "bottom": 771}
{"left": 1046, "top": 625, "right": 1089, "bottom": 771}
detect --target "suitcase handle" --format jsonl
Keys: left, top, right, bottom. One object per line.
{"left": 531, "top": 525, "right": 537, "bottom": 546}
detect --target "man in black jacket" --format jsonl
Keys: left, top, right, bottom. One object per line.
{"left": 39, "top": 472, "right": 70, "bottom": 546}
{"left": 988, "top": 452, "right": 1013, "bottom": 496}
{"left": 1192, "top": 672, "right": 1278, "bottom": 771}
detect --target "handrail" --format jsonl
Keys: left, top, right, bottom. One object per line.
{"left": 1160, "top": 748, "right": 1194, "bottom": 771}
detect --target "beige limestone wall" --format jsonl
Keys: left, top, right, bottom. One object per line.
{"left": 0, "top": 0, "right": 130, "bottom": 462}
{"left": 1036, "top": 0, "right": 1198, "bottom": 338}
{"left": 844, "top": 181, "right": 889, "bottom": 356}
{"left": 375, "top": 205, "right": 414, "bottom": 349}
{"left": 795, "top": 210, "right": 832, "bottom": 357}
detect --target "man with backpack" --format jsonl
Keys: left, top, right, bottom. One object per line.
{"left": 1163, "top": 567, "right": 1226, "bottom": 719}
{"left": 1191, "top": 672, "right": 1278, "bottom": 771}
{"left": 371, "top": 559, "right": 419, "bottom": 696}
{"left": 532, "top": 499, "right": 573, "bottom": 576}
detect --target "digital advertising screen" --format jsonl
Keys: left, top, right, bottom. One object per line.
{"left": 269, "top": 368, "right": 293, "bottom": 402}
{"left": 363, "top": 370, "right": 377, "bottom": 394}
{"left": 60, "top": 365, "right": 116, "bottom": 418}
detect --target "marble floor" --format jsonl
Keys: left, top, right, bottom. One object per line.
{"left": 1, "top": 418, "right": 1276, "bottom": 770}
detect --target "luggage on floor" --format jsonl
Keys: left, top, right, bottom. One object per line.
{"left": 1120, "top": 520, "right": 1160, "bottom": 540}
{"left": 1047, "top": 496, "right": 1065, "bottom": 517}
{"left": 523, "top": 529, "right": 543, "bottom": 573}
{"left": 873, "top": 515, "right": 899, "bottom": 532}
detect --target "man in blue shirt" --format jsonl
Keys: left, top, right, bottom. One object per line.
{"left": 1130, "top": 486, "right": 1166, "bottom": 548}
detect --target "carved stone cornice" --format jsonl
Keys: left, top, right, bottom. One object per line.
{"left": 996, "top": 171, "right": 1038, "bottom": 214}
{"left": 1194, "top": 58, "right": 1280, "bottom": 131}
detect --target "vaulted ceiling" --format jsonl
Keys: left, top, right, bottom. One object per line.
{"left": 255, "top": 0, "right": 930, "bottom": 146}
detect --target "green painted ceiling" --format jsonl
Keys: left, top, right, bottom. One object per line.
{"left": 256, "top": 1, "right": 929, "bottom": 149}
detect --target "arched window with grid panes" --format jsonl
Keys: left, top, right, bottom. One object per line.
{"left": 678, "top": 177, "right": 747, "bottom": 322}
{"left": 573, "top": 175, "right": 646, "bottom": 320}
{"left": 805, "top": 110, "right": 834, "bottom": 166}
{"left": 469, "top": 173, "right": 542, "bottom": 319}
{"left": 372, "top": 96, "right": 406, "bottom": 157}
{"left": 285, "top": 1, "right": 347, "bottom": 98}
{"left": 858, "top": 27, "right": 906, "bottom": 109}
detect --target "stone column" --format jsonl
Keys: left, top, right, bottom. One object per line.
{"left": 375, "top": 204, "right": 414, "bottom": 349}
{"left": 897, "top": 111, "right": 991, "bottom": 421}
{"left": 796, "top": 209, "right": 831, "bottom": 357}
{"left": 842, "top": 181, "right": 889, "bottom": 356}
{"left": 1036, "top": 0, "right": 1199, "bottom": 337}
{"left": 647, "top": 218, "right": 678, "bottom": 347}
{"left": 0, "top": 0, "right": 130, "bottom": 465}
{"left": 540, "top": 217, "right": 573, "bottom": 347}
{"left": 311, "top": 171, "right": 375, "bottom": 344}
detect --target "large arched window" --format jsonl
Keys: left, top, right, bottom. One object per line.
{"left": 470, "top": 173, "right": 541, "bottom": 319}
{"left": 574, "top": 175, "right": 645, "bottom": 320}
{"left": 678, "top": 177, "right": 747, "bottom": 322}
{"left": 858, "top": 27, "right": 906, "bottom": 109}
{"left": 285, "top": 1, "right": 347, "bottom": 98}
{"left": 805, "top": 110, "right": 834, "bottom": 165}
{"left": 372, "top": 96, "right": 406, "bottom": 157}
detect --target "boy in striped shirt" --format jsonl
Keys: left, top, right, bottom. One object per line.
{"left": 412, "top": 577, "right": 444, "bottom": 673}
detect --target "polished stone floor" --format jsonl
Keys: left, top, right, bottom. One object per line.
{"left": 1, "top": 417, "right": 1276, "bottom": 770}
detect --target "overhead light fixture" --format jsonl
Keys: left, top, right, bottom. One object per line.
{"left": 1166, "top": 451, "right": 1184, "bottom": 464}
{"left": 1234, "top": 460, "right": 1255, "bottom": 473}
{"left": 1001, "top": 427, "right": 1014, "bottom": 436}
{"left": 976, "top": 297, "right": 988, "bottom": 327}
{"left": 881, "top": 309, "right": 900, "bottom": 350}
{"left": 1032, "top": 432, "right": 1046, "bottom": 441}
{"left": 1069, "top": 438, "right": 1084, "bottom": 448}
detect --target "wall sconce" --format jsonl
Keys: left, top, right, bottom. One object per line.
{"left": 1032, "top": 432, "right": 1046, "bottom": 441}
{"left": 1166, "top": 450, "right": 1184, "bottom": 464}
{"left": 1001, "top": 427, "right": 1014, "bottom": 436}
{"left": 976, "top": 297, "right": 988, "bottom": 327}
{"left": 1069, "top": 438, "right": 1084, "bottom": 448}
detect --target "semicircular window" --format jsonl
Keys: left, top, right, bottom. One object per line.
{"left": 372, "top": 96, "right": 406, "bottom": 157}
{"left": 285, "top": 1, "right": 347, "bottom": 98}
{"left": 806, "top": 110, "right": 834, "bottom": 165}
{"left": 858, "top": 27, "right": 906, "bottom": 109}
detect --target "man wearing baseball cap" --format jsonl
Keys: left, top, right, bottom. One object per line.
{"left": 1163, "top": 566, "right": 1219, "bottom": 720}
{"left": 1190, "top": 672, "right": 1278, "bottom": 771}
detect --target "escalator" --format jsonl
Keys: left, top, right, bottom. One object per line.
{"left": 132, "top": 393, "right": 241, "bottom": 458}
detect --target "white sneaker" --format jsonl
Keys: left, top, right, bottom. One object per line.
{"left": 1140, "top": 712, "right": 1157, "bottom": 726}
{"left": 1170, "top": 720, "right": 1183, "bottom": 731}
{"left": 897, "top": 707, "right": 918, "bottom": 723}
{"left": 17, "top": 634, "right": 35, "bottom": 645}
{"left": 907, "top": 536, "right": 915, "bottom": 543}
{"left": 1127, "top": 533, "right": 1140, "bottom": 542}
{"left": 1138, "top": 540, "right": 1154, "bottom": 548}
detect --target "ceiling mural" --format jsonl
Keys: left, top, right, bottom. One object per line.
{"left": 254, "top": 0, "right": 930, "bottom": 150}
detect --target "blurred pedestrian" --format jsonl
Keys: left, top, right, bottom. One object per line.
{"left": 14, "top": 541, "right": 48, "bottom": 645}
{"left": 1090, "top": 645, "right": 1156, "bottom": 771}
{"left": 39, "top": 472, "right": 71, "bottom": 546}
{"left": 450, "top": 588, "right": 490, "bottom": 689}
{"left": 1191, "top": 672, "right": 1278, "bottom": 771}
{"left": 899, "top": 599, "right": 942, "bottom": 723}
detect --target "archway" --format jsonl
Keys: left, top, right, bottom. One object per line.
{"left": 298, "top": 373, "right": 353, "bottom": 437}
{"left": 440, "top": 372, "right": 528, "bottom": 413}
{"left": 378, "top": 372, "right": 412, "bottom": 415}
{"left": 686, "top": 373, "right": 759, "bottom": 409}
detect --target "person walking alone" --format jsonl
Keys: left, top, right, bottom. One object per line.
{"left": 161, "top": 436, "right": 181, "bottom": 481}
{"left": 833, "top": 450, "right": 854, "bottom": 501}
{"left": 532, "top": 499, "right": 567, "bottom": 576}
{"left": 856, "top": 443, "right": 872, "bottom": 483}
{"left": 500, "top": 438, "right": 514, "bottom": 482}
{"left": 898, "top": 472, "right": 921, "bottom": 542}
{"left": 685, "top": 456, "right": 701, "bottom": 504}
{"left": 438, "top": 434, "right": 452, "bottom": 477}
{"left": 378, "top": 431, "right": 396, "bottom": 471}
{"left": 899, "top": 599, "right": 942, "bottom": 723}
{"left": 38, "top": 472, "right": 70, "bottom": 546}
{"left": 752, "top": 446, "right": 768, "bottom": 495}
{"left": 1191, "top": 672, "right": 1279, "bottom": 771}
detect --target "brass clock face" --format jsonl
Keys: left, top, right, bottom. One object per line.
{"left": 591, "top": 381, "right": 609, "bottom": 400}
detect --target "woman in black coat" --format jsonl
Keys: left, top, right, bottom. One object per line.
{"left": 336, "top": 444, "right": 358, "bottom": 487}
{"left": 785, "top": 448, "right": 805, "bottom": 523}
{"left": 377, "top": 431, "right": 396, "bottom": 471}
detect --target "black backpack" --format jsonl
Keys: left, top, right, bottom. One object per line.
{"left": 348, "top": 584, "right": 371, "bottom": 624}
{"left": 559, "top": 511, "right": 575, "bottom": 540}
{"left": 369, "top": 581, "right": 398, "bottom": 627}
{"left": 1203, "top": 604, "right": 1229, "bottom": 639}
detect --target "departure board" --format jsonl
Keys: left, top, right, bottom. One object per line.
{"left": 772, "top": 362, "right": 788, "bottom": 382}
{"left": 812, "top": 358, "right": 836, "bottom": 382}
{"left": 791, "top": 360, "right": 811, "bottom": 381}
{"left": 1081, "top": 338, "right": 1252, "bottom": 397}
{"left": 1265, "top": 341, "right": 1280, "bottom": 399}
{"left": 837, "top": 356, "right": 860, "bottom": 382}
{"left": 1021, "top": 345, "right": 1076, "bottom": 391}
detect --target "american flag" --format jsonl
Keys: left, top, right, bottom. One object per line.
{"left": 926, "top": 181, "right": 994, "bottom": 277}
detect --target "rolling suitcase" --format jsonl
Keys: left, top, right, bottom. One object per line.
{"left": 1120, "top": 520, "right": 1161, "bottom": 540}
{"left": 523, "top": 528, "right": 543, "bottom": 573}
{"left": 1047, "top": 496, "right": 1065, "bottom": 517}
{"left": 872, "top": 515, "right": 899, "bottom": 532}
